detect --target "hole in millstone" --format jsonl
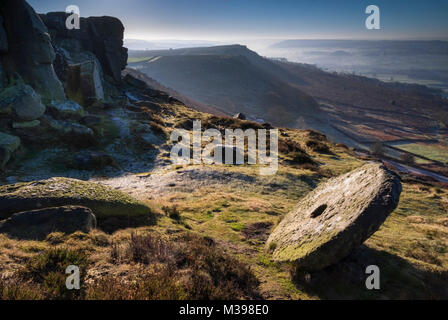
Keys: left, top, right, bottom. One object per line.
{"left": 310, "top": 204, "right": 327, "bottom": 218}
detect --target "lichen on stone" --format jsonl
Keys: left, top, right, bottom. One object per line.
{"left": 0, "top": 177, "right": 151, "bottom": 219}
{"left": 266, "top": 162, "right": 402, "bottom": 271}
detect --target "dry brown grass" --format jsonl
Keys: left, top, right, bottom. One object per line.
{"left": 0, "top": 230, "right": 260, "bottom": 300}
{"left": 107, "top": 232, "right": 260, "bottom": 300}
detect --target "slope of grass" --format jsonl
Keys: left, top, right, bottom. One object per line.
{"left": 0, "top": 96, "right": 447, "bottom": 300}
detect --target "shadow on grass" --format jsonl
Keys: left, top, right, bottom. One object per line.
{"left": 292, "top": 245, "right": 448, "bottom": 299}
{"left": 97, "top": 213, "right": 159, "bottom": 234}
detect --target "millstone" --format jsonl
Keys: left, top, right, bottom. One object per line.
{"left": 266, "top": 162, "right": 402, "bottom": 271}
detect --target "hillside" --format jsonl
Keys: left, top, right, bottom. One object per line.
{"left": 128, "top": 45, "right": 321, "bottom": 127}
{"left": 0, "top": 0, "right": 448, "bottom": 302}
{"left": 129, "top": 45, "right": 448, "bottom": 176}
{"left": 268, "top": 39, "right": 448, "bottom": 93}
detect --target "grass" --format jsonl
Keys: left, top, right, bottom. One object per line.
{"left": 1, "top": 139, "right": 447, "bottom": 299}
{"left": 127, "top": 56, "right": 154, "bottom": 64}
{"left": 1, "top": 248, "right": 90, "bottom": 300}
{"left": 141, "top": 141, "right": 448, "bottom": 298}
{"left": 1, "top": 96, "right": 447, "bottom": 300}
{"left": 392, "top": 142, "right": 448, "bottom": 164}
{"left": 0, "top": 231, "right": 260, "bottom": 300}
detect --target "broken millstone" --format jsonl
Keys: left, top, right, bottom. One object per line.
{"left": 266, "top": 162, "right": 402, "bottom": 272}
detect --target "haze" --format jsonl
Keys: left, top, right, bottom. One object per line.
{"left": 29, "top": 0, "right": 448, "bottom": 41}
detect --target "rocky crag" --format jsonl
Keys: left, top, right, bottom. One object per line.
{"left": 0, "top": 0, "right": 172, "bottom": 235}
{"left": 0, "top": 0, "right": 170, "bottom": 174}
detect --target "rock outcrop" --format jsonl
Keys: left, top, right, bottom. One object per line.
{"left": 0, "top": 0, "right": 129, "bottom": 169}
{"left": 0, "top": 0, "right": 65, "bottom": 101}
{"left": 47, "top": 100, "right": 84, "bottom": 120}
{"left": 40, "top": 12, "right": 128, "bottom": 82}
{"left": 0, "top": 177, "right": 151, "bottom": 220}
{"left": 66, "top": 60, "right": 104, "bottom": 106}
{"left": 0, "top": 206, "right": 96, "bottom": 240}
{"left": 41, "top": 116, "right": 96, "bottom": 147}
{"left": 266, "top": 163, "right": 402, "bottom": 271}
{"left": 9, "top": 115, "right": 95, "bottom": 147}
{"left": 0, "top": 82, "right": 46, "bottom": 121}
{"left": 0, "top": 131, "right": 20, "bottom": 154}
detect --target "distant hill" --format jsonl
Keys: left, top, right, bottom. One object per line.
{"left": 124, "top": 39, "right": 226, "bottom": 51}
{"left": 128, "top": 44, "right": 448, "bottom": 156}
{"left": 266, "top": 39, "right": 448, "bottom": 93}
{"left": 128, "top": 45, "right": 321, "bottom": 127}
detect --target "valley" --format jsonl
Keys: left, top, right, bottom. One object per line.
{"left": 128, "top": 45, "right": 448, "bottom": 179}
{"left": 1, "top": 0, "right": 447, "bottom": 302}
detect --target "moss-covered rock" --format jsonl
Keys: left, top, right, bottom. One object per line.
{"left": 266, "top": 163, "right": 402, "bottom": 271}
{"left": 0, "top": 177, "right": 151, "bottom": 220}
{"left": 0, "top": 83, "right": 46, "bottom": 120}
{"left": 12, "top": 120, "right": 40, "bottom": 129}
{"left": 47, "top": 100, "right": 85, "bottom": 120}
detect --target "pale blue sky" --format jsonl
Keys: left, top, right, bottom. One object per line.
{"left": 29, "top": 0, "right": 448, "bottom": 40}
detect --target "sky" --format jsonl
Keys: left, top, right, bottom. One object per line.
{"left": 29, "top": 0, "right": 448, "bottom": 41}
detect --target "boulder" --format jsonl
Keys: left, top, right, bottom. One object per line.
{"left": 266, "top": 163, "right": 402, "bottom": 272}
{"left": 52, "top": 44, "right": 70, "bottom": 83}
{"left": 0, "top": 0, "right": 65, "bottom": 101}
{"left": 51, "top": 37, "right": 106, "bottom": 85}
{"left": 12, "top": 120, "right": 40, "bottom": 129}
{"left": 80, "top": 115, "right": 102, "bottom": 127}
{"left": 12, "top": 115, "right": 95, "bottom": 147}
{"left": 67, "top": 151, "right": 116, "bottom": 170}
{"left": 47, "top": 100, "right": 84, "bottom": 120}
{"left": 233, "top": 113, "right": 246, "bottom": 120}
{"left": 0, "top": 83, "right": 46, "bottom": 120}
{"left": 0, "top": 177, "right": 151, "bottom": 220}
{"left": 0, "top": 132, "right": 20, "bottom": 168}
{"left": 10, "top": 117, "right": 50, "bottom": 144}
{"left": 40, "top": 12, "right": 128, "bottom": 82}
{"left": 0, "top": 131, "right": 20, "bottom": 153}
{"left": 0, "top": 206, "right": 96, "bottom": 240}
{"left": 43, "top": 116, "right": 96, "bottom": 147}
{"left": 66, "top": 60, "right": 104, "bottom": 107}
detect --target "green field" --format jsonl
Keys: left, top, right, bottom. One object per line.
{"left": 127, "top": 56, "right": 154, "bottom": 63}
{"left": 393, "top": 142, "right": 448, "bottom": 164}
